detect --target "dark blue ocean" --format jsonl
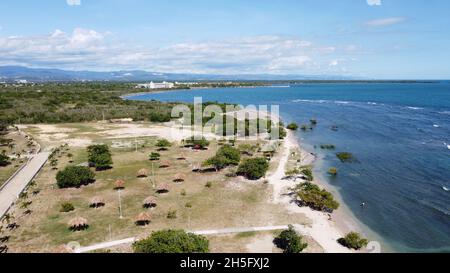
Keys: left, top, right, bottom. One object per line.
{"left": 127, "top": 82, "right": 450, "bottom": 252}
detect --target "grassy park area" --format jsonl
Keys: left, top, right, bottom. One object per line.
{"left": 2, "top": 122, "right": 313, "bottom": 253}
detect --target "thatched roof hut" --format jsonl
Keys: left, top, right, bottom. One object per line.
{"left": 159, "top": 160, "right": 171, "bottom": 168}
{"left": 156, "top": 183, "right": 169, "bottom": 194}
{"left": 114, "top": 179, "right": 125, "bottom": 190}
{"left": 90, "top": 197, "right": 105, "bottom": 208}
{"left": 68, "top": 217, "right": 88, "bottom": 231}
{"left": 135, "top": 212, "right": 151, "bottom": 226}
{"left": 143, "top": 196, "right": 157, "bottom": 208}
{"left": 173, "top": 173, "right": 186, "bottom": 183}
{"left": 137, "top": 168, "right": 149, "bottom": 178}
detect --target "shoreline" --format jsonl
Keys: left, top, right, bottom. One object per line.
{"left": 266, "top": 130, "right": 354, "bottom": 253}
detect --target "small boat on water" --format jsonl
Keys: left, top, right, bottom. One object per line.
{"left": 443, "top": 186, "right": 449, "bottom": 192}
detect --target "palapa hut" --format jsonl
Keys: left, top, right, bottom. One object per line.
{"left": 156, "top": 183, "right": 169, "bottom": 194}
{"left": 90, "top": 197, "right": 105, "bottom": 208}
{"left": 143, "top": 196, "right": 157, "bottom": 209}
{"left": 137, "top": 168, "right": 149, "bottom": 178}
{"left": 159, "top": 160, "right": 171, "bottom": 168}
{"left": 173, "top": 173, "right": 186, "bottom": 183}
{"left": 114, "top": 179, "right": 125, "bottom": 190}
{"left": 68, "top": 217, "right": 89, "bottom": 231}
{"left": 135, "top": 212, "right": 151, "bottom": 226}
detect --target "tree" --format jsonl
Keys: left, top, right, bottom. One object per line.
{"left": 287, "top": 123, "right": 299, "bottom": 131}
{"left": 0, "top": 153, "right": 10, "bottom": 167}
{"left": 185, "top": 136, "right": 210, "bottom": 149}
{"left": 274, "top": 225, "right": 308, "bottom": 253}
{"left": 56, "top": 166, "right": 95, "bottom": 189}
{"left": 133, "top": 229, "right": 209, "bottom": 253}
{"left": 149, "top": 152, "right": 161, "bottom": 161}
{"left": 237, "top": 157, "right": 269, "bottom": 180}
{"left": 156, "top": 139, "right": 172, "bottom": 150}
{"left": 296, "top": 182, "right": 340, "bottom": 212}
{"left": 87, "top": 144, "right": 113, "bottom": 170}
{"left": 338, "top": 232, "right": 368, "bottom": 250}
{"left": 203, "top": 145, "right": 241, "bottom": 171}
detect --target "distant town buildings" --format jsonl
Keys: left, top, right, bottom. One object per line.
{"left": 135, "top": 81, "right": 175, "bottom": 89}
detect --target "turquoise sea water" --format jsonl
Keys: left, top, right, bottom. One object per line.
{"left": 127, "top": 82, "right": 450, "bottom": 252}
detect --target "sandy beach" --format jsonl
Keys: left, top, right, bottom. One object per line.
{"left": 266, "top": 130, "right": 354, "bottom": 253}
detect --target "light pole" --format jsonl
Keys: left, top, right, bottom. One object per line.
{"left": 118, "top": 189, "right": 123, "bottom": 219}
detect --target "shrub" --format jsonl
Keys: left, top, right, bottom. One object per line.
{"left": 60, "top": 202, "right": 75, "bottom": 213}
{"left": 338, "top": 232, "right": 369, "bottom": 250}
{"left": 287, "top": 123, "right": 299, "bottom": 131}
{"left": 56, "top": 166, "right": 95, "bottom": 189}
{"left": 237, "top": 158, "right": 269, "bottom": 180}
{"left": 274, "top": 225, "right": 308, "bottom": 253}
{"left": 301, "top": 167, "right": 314, "bottom": 181}
{"left": 149, "top": 152, "right": 161, "bottom": 161}
{"left": 205, "top": 182, "right": 213, "bottom": 188}
{"left": 87, "top": 144, "right": 112, "bottom": 170}
{"left": 156, "top": 139, "right": 172, "bottom": 150}
{"left": 310, "top": 119, "right": 318, "bottom": 125}
{"left": 167, "top": 210, "right": 177, "bottom": 219}
{"left": 296, "top": 182, "right": 340, "bottom": 212}
{"left": 133, "top": 229, "right": 209, "bottom": 253}
{"left": 300, "top": 125, "right": 312, "bottom": 131}
{"left": 185, "top": 202, "right": 192, "bottom": 208}
{"left": 185, "top": 136, "right": 210, "bottom": 149}
{"left": 0, "top": 153, "right": 10, "bottom": 167}
{"left": 336, "top": 152, "right": 354, "bottom": 163}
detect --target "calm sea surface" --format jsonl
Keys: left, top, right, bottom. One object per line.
{"left": 127, "top": 82, "right": 450, "bottom": 252}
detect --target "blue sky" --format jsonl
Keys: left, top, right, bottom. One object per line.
{"left": 0, "top": 0, "right": 449, "bottom": 79}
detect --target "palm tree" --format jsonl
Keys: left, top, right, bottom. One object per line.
{"left": 1, "top": 213, "right": 14, "bottom": 225}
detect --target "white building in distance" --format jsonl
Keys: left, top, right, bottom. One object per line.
{"left": 136, "top": 81, "right": 175, "bottom": 89}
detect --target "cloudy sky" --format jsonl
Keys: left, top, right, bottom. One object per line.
{"left": 0, "top": 0, "right": 449, "bottom": 79}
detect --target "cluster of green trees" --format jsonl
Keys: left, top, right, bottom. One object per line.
{"left": 237, "top": 157, "right": 269, "bottom": 180}
{"left": 87, "top": 144, "right": 113, "bottom": 170}
{"left": 274, "top": 225, "right": 308, "bottom": 253}
{"left": 0, "top": 83, "right": 180, "bottom": 124}
{"left": 132, "top": 229, "right": 209, "bottom": 253}
{"left": 56, "top": 166, "right": 95, "bottom": 188}
{"left": 296, "top": 182, "right": 340, "bottom": 212}
{"left": 203, "top": 145, "right": 241, "bottom": 171}
{"left": 338, "top": 232, "right": 369, "bottom": 250}
{"left": 285, "top": 166, "right": 314, "bottom": 181}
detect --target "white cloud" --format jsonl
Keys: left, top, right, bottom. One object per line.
{"left": 66, "top": 0, "right": 81, "bottom": 6}
{"left": 0, "top": 29, "right": 349, "bottom": 75}
{"left": 367, "top": 0, "right": 382, "bottom": 6}
{"left": 365, "top": 17, "right": 407, "bottom": 27}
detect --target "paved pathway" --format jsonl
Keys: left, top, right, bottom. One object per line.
{"left": 73, "top": 225, "right": 290, "bottom": 253}
{"left": 0, "top": 152, "right": 50, "bottom": 218}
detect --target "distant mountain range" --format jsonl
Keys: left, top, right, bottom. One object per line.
{"left": 0, "top": 66, "right": 355, "bottom": 82}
